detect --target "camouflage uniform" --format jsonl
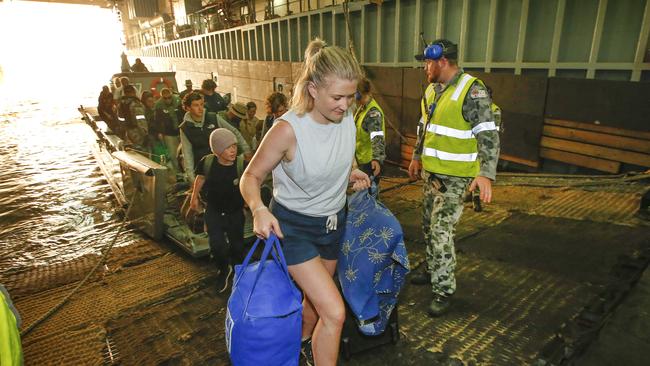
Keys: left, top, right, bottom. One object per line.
{"left": 358, "top": 106, "right": 387, "bottom": 182}
{"left": 413, "top": 69, "right": 500, "bottom": 298}
{"left": 362, "top": 107, "right": 387, "bottom": 164}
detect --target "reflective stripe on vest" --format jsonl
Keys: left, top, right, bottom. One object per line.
{"left": 422, "top": 73, "right": 480, "bottom": 177}
{"left": 355, "top": 98, "right": 385, "bottom": 165}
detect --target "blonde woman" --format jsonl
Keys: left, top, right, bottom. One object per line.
{"left": 240, "top": 39, "right": 370, "bottom": 365}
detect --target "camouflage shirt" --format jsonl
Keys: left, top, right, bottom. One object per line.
{"left": 413, "top": 69, "right": 500, "bottom": 180}
{"left": 360, "top": 106, "right": 387, "bottom": 164}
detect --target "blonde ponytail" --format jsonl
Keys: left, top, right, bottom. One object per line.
{"left": 291, "top": 38, "right": 363, "bottom": 115}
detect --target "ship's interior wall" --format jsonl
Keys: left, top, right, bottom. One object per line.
{"left": 128, "top": 0, "right": 650, "bottom": 82}
{"left": 139, "top": 56, "right": 650, "bottom": 173}
{"left": 128, "top": 0, "right": 650, "bottom": 173}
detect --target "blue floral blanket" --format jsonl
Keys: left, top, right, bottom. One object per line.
{"left": 338, "top": 189, "right": 410, "bottom": 335}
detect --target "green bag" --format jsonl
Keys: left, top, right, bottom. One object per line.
{"left": 151, "top": 140, "right": 169, "bottom": 164}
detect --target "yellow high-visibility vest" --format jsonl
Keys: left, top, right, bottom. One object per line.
{"left": 354, "top": 98, "right": 385, "bottom": 165}
{"left": 0, "top": 290, "right": 23, "bottom": 366}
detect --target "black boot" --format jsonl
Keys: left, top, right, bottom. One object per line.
{"left": 428, "top": 295, "right": 451, "bottom": 317}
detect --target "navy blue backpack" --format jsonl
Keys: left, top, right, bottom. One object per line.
{"left": 225, "top": 234, "right": 303, "bottom": 365}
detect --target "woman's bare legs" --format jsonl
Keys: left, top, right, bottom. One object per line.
{"left": 289, "top": 257, "right": 343, "bottom": 366}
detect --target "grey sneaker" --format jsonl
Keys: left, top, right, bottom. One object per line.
{"left": 428, "top": 296, "right": 450, "bottom": 317}
{"left": 217, "top": 265, "right": 233, "bottom": 294}
{"left": 299, "top": 338, "right": 314, "bottom": 366}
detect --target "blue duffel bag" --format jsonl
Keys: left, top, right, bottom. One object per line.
{"left": 225, "top": 234, "right": 303, "bottom": 366}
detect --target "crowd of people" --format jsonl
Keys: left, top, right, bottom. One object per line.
{"left": 92, "top": 37, "right": 499, "bottom": 366}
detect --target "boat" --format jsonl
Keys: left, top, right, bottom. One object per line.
{"left": 79, "top": 71, "right": 210, "bottom": 257}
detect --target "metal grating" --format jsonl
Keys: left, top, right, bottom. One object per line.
{"left": 531, "top": 189, "right": 643, "bottom": 226}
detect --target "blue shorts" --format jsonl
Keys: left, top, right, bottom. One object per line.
{"left": 270, "top": 199, "right": 346, "bottom": 266}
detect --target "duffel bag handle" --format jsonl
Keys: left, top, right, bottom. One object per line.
{"left": 235, "top": 234, "right": 294, "bottom": 316}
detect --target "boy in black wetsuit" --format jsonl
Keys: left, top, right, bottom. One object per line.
{"left": 190, "top": 128, "right": 245, "bottom": 293}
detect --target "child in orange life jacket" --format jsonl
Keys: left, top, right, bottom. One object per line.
{"left": 190, "top": 128, "right": 245, "bottom": 293}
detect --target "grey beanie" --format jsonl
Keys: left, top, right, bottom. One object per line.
{"left": 209, "top": 128, "right": 237, "bottom": 155}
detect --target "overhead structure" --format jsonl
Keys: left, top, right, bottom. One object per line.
{"left": 124, "top": 0, "right": 650, "bottom": 82}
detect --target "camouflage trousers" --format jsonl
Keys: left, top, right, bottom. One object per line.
{"left": 421, "top": 171, "right": 472, "bottom": 298}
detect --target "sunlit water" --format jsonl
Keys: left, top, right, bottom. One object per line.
{"left": 0, "top": 94, "right": 143, "bottom": 278}
{"left": 0, "top": 2, "right": 142, "bottom": 279}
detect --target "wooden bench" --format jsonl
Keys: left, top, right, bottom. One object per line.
{"left": 540, "top": 119, "right": 650, "bottom": 173}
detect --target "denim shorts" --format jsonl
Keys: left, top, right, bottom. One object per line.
{"left": 270, "top": 199, "right": 346, "bottom": 266}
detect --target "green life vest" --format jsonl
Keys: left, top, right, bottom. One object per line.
{"left": 354, "top": 98, "right": 385, "bottom": 165}
{"left": 0, "top": 290, "right": 22, "bottom": 366}
{"left": 202, "top": 153, "right": 245, "bottom": 179}
{"left": 421, "top": 73, "right": 481, "bottom": 178}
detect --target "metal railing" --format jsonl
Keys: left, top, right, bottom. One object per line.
{"left": 126, "top": 0, "right": 346, "bottom": 50}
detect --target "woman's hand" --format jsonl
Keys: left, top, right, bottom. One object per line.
{"left": 349, "top": 169, "right": 371, "bottom": 191}
{"left": 253, "top": 207, "right": 284, "bottom": 239}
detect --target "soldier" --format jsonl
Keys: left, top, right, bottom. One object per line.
{"left": 354, "top": 77, "right": 386, "bottom": 193}
{"left": 408, "top": 39, "right": 500, "bottom": 317}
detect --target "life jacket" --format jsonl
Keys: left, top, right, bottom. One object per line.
{"left": 180, "top": 112, "right": 219, "bottom": 167}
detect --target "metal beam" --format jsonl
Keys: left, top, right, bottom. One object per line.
{"left": 377, "top": 3, "right": 382, "bottom": 62}
{"left": 485, "top": 0, "right": 498, "bottom": 72}
{"left": 549, "top": 0, "right": 566, "bottom": 77}
{"left": 298, "top": 18, "right": 303, "bottom": 59}
{"left": 220, "top": 35, "right": 225, "bottom": 59}
{"left": 235, "top": 31, "right": 241, "bottom": 60}
{"left": 319, "top": 12, "right": 324, "bottom": 40}
{"left": 459, "top": 0, "right": 469, "bottom": 63}
{"left": 278, "top": 22, "right": 284, "bottom": 61}
{"left": 414, "top": 0, "right": 422, "bottom": 58}
{"left": 436, "top": 0, "right": 444, "bottom": 40}
{"left": 360, "top": 5, "right": 366, "bottom": 64}
{"left": 262, "top": 24, "right": 267, "bottom": 61}
{"left": 270, "top": 24, "right": 275, "bottom": 61}
{"left": 332, "top": 9, "right": 336, "bottom": 46}
{"left": 254, "top": 27, "right": 259, "bottom": 61}
{"left": 247, "top": 31, "right": 253, "bottom": 61}
{"left": 587, "top": 0, "right": 608, "bottom": 79}
{"left": 288, "top": 19, "right": 293, "bottom": 62}
{"left": 632, "top": 0, "right": 650, "bottom": 81}
{"left": 515, "top": 0, "right": 529, "bottom": 75}
{"left": 345, "top": 12, "right": 350, "bottom": 50}
{"left": 394, "top": 0, "right": 401, "bottom": 63}
{"left": 308, "top": 13, "right": 312, "bottom": 40}
{"left": 362, "top": 61, "right": 650, "bottom": 70}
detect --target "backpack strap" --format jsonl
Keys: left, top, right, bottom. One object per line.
{"left": 202, "top": 154, "right": 215, "bottom": 177}
{"left": 236, "top": 154, "right": 244, "bottom": 177}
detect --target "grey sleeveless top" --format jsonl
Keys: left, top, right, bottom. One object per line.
{"left": 272, "top": 109, "right": 356, "bottom": 217}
